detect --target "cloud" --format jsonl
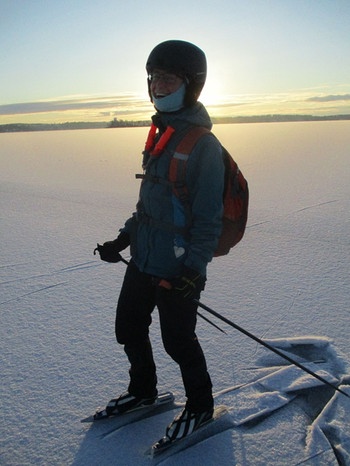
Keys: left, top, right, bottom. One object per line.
{"left": 0, "top": 94, "right": 149, "bottom": 116}
{"left": 306, "top": 94, "right": 350, "bottom": 102}
{"left": 1, "top": 89, "right": 350, "bottom": 123}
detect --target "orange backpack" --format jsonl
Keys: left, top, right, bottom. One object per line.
{"left": 169, "top": 127, "right": 249, "bottom": 256}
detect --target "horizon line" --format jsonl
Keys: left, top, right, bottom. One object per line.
{"left": 1, "top": 113, "right": 350, "bottom": 133}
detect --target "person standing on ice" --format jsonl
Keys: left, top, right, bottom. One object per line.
{"left": 95, "top": 40, "right": 225, "bottom": 440}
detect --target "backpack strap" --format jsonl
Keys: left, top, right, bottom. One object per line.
{"left": 169, "top": 126, "right": 211, "bottom": 202}
{"left": 135, "top": 126, "right": 212, "bottom": 237}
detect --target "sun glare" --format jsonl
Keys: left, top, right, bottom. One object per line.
{"left": 200, "top": 74, "right": 224, "bottom": 107}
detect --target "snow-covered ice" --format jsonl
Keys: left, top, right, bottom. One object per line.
{"left": 1, "top": 122, "right": 349, "bottom": 465}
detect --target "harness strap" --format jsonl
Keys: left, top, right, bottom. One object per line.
{"left": 150, "top": 126, "right": 175, "bottom": 156}
{"left": 169, "top": 126, "right": 211, "bottom": 201}
{"left": 135, "top": 173, "right": 172, "bottom": 188}
{"left": 144, "top": 123, "right": 158, "bottom": 152}
{"left": 137, "top": 211, "right": 188, "bottom": 236}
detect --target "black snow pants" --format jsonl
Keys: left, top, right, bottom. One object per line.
{"left": 115, "top": 260, "right": 213, "bottom": 413}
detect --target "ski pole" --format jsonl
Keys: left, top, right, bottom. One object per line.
{"left": 117, "top": 255, "right": 129, "bottom": 266}
{"left": 194, "top": 299, "right": 350, "bottom": 399}
{"left": 97, "top": 251, "right": 348, "bottom": 397}
{"left": 93, "top": 245, "right": 129, "bottom": 266}
{"left": 197, "top": 311, "right": 227, "bottom": 334}
{"left": 94, "top": 250, "right": 226, "bottom": 334}
{"left": 158, "top": 278, "right": 226, "bottom": 334}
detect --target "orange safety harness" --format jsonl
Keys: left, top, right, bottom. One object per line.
{"left": 143, "top": 123, "right": 175, "bottom": 161}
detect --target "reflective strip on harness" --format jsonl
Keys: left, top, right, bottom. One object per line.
{"left": 173, "top": 152, "right": 189, "bottom": 161}
{"left": 169, "top": 152, "right": 189, "bottom": 201}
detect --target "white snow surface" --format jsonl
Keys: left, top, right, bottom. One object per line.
{"left": 1, "top": 122, "right": 350, "bottom": 465}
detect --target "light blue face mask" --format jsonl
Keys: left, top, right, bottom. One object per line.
{"left": 152, "top": 83, "right": 186, "bottom": 113}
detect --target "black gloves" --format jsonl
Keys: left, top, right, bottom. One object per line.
{"left": 171, "top": 266, "right": 206, "bottom": 300}
{"left": 94, "top": 232, "right": 130, "bottom": 263}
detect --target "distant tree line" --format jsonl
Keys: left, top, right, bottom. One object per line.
{"left": 1, "top": 114, "right": 350, "bottom": 133}
{"left": 108, "top": 117, "right": 149, "bottom": 128}
{"left": 0, "top": 122, "right": 107, "bottom": 133}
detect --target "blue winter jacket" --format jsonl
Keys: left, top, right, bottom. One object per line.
{"left": 122, "top": 102, "right": 224, "bottom": 278}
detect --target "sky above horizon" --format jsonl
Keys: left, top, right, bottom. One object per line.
{"left": 1, "top": 0, "right": 350, "bottom": 124}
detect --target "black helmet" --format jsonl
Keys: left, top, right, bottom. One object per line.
{"left": 146, "top": 40, "right": 207, "bottom": 107}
